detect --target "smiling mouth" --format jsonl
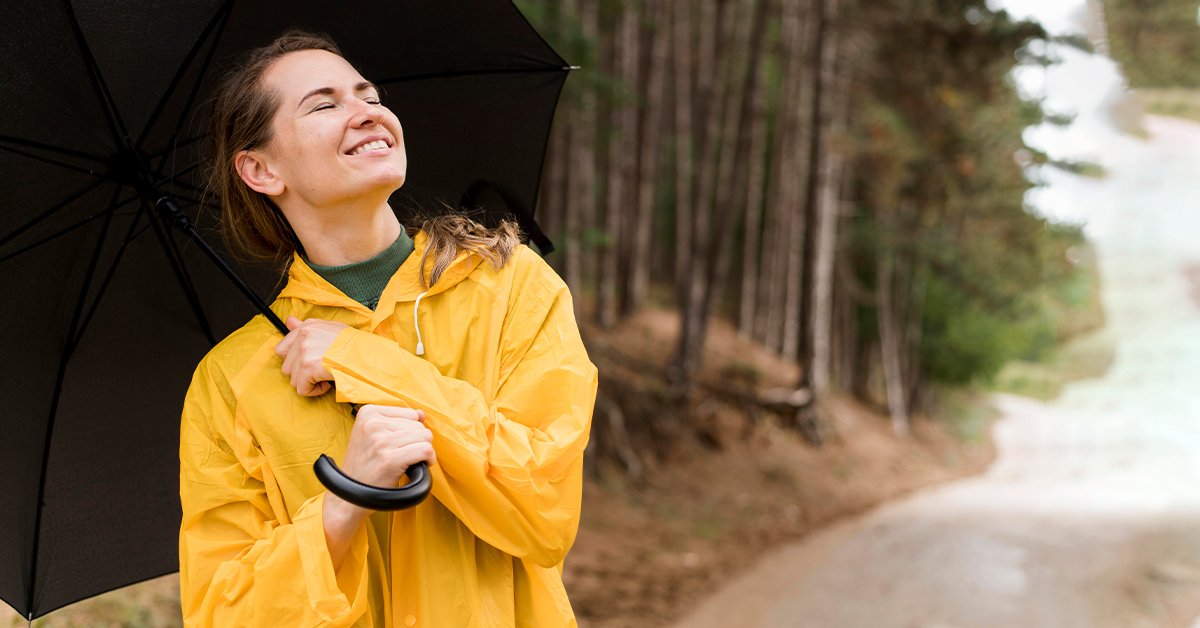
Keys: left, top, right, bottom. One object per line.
{"left": 348, "top": 139, "right": 390, "bottom": 156}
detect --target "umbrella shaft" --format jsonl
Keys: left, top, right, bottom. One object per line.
{"left": 155, "top": 196, "right": 289, "bottom": 336}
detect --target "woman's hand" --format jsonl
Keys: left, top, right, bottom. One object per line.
{"left": 322, "top": 404, "right": 436, "bottom": 568}
{"left": 340, "top": 404, "right": 436, "bottom": 489}
{"left": 274, "top": 316, "right": 349, "bottom": 396}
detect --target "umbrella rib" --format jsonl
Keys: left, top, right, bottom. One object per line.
{"left": 149, "top": 137, "right": 206, "bottom": 177}
{"left": 0, "top": 209, "right": 138, "bottom": 265}
{"left": 0, "top": 143, "right": 107, "bottom": 180}
{"left": 147, "top": 199, "right": 217, "bottom": 345}
{"left": 159, "top": 192, "right": 203, "bottom": 210}
{"left": 0, "top": 181, "right": 177, "bottom": 265}
{"left": 136, "top": 0, "right": 234, "bottom": 148}
{"left": 0, "top": 179, "right": 106, "bottom": 250}
{"left": 149, "top": 134, "right": 204, "bottom": 160}
{"left": 26, "top": 183, "right": 122, "bottom": 617}
{"left": 509, "top": 0, "right": 570, "bottom": 69}
{"left": 71, "top": 202, "right": 154, "bottom": 348}
{"left": 127, "top": 200, "right": 202, "bottom": 242}
{"left": 154, "top": 170, "right": 206, "bottom": 199}
{"left": 61, "top": 0, "right": 134, "bottom": 148}
{"left": 0, "top": 135, "right": 106, "bottom": 164}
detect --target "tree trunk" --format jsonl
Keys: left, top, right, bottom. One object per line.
{"left": 781, "top": 0, "right": 816, "bottom": 361}
{"left": 673, "top": 0, "right": 740, "bottom": 389}
{"left": 737, "top": 32, "right": 770, "bottom": 338}
{"left": 808, "top": 0, "right": 845, "bottom": 394}
{"left": 672, "top": 1, "right": 695, "bottom": 301}
{"left": 599, "top": 4, "right": 637, "bottom": 328}
{"left": 626, "top": 3, "right": 669, "bottom": 317}
{"left": 560, "top": 123, "right": 582, "bottom": 318}
{"left": 904, "top": 256, "right": 928, "bottom": 417}
{"left": 707, "top": 0, "right": 771, "bottom": 326}
{"left": 576, "top": 0, "right": 598, "bottom": 295}
{"left": 618, "top": 1, "right": 641, "bottom": 316}
{"left": 761, "top": 0, "right": 806, "bottom": 353}
{"left": 796, "top": 0, "right": 828, "bottom": 370}
{"left": 877, "top": 239, "right": 911, "bottom": 436}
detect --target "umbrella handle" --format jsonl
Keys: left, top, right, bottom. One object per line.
{"left": 313, "top": 456, "right": 431, "bottom": 511}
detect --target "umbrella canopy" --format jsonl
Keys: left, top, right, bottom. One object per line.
{"left": 0, "top": 0, "right": 568, "bottom": 619}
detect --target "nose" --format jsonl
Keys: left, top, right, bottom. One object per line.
{"left": 349, "top": 100, "right": 379, "bottom": 128}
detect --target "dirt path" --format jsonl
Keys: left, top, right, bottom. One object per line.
{"left": 674, "top": 113, "right": 1200, "bottom": 628}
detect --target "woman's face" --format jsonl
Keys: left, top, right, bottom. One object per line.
{"left": 255, "top": 49, "right": 407, "bottom": 210}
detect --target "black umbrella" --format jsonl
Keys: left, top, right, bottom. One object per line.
{"left": 0, "top": 0, "right": 568, "bottom": 620}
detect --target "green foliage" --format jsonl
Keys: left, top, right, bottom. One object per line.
{"left": 845, "top": 1, "right": 1099, "bottom": 390}
{"left": 1047, "top": 159, "right": 1108, "bottom": 178}
{"left": 916, "top": 222, "right": 1096, "bottom": 387}
{"left": 1137, "top": 87, "right": 1200, "bottom": 122}
{"left": 919, "top": 275, "right": 1020, "bottom": 385}
{"left": 1106, "top": 0, "right": 1200, "bottom": 88}
{"left": 1052, "top": 33, "right": 1097, "bottom": 54}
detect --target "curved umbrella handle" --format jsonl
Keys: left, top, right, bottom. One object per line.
{"left": 313, "top": 455, "right": 431, "bottom": 511}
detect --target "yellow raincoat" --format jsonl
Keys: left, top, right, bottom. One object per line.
{"left": 178, "top": 232, "right": 597, "bottom": 627}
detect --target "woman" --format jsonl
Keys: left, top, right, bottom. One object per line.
{"left": 178, "top": 31, "right": 596, "bottom": 627}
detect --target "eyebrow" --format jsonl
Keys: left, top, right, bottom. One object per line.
{"left": 297, "top": 81, "right": 379, "bottom": 108}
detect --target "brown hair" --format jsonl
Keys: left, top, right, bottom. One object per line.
{"left": 207, "top": 30, "right": 520, "bottom": 281}
{"left": 415, "top": 212, "right": 520, "bottom": 289}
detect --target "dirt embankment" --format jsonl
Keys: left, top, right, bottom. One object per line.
{"left": 566, "top": 310, "right": 997, "bottom": 628}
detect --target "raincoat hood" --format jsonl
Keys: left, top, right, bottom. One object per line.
{"left": 282, "top": 232, "right": 482, "bottom": 302}
{"left": 179, "top": 232, "right": 596, "bottom": 627}
{"left": 281, "top": 231, "right": 483, "bottom": 356}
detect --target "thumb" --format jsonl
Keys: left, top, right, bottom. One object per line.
{"left": 286, "top": 316, "right": 303, "bottom": 331}
{"left": 302, "top": 381, "right": 332, "bottom": 398}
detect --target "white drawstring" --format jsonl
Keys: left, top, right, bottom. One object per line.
{"left": 413, "top": 291, "right": 429, "bottom": 355}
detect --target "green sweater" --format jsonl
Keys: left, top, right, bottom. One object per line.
{"left": 305, "top": 230, "right": 414, "bottom": 310}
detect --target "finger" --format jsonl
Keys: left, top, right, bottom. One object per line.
{"left": 362, "top": 405, "right": 422, "bottom": 421}
{"left": 275, "top": 330, "right": 297, "bottom": 357}
{"left": 286, "top": 315, "right": 304, "bottom": 331}
{"left": 306, "top": 372, "right": 331, "bottom": 396}
{"left": 291, "top": 367, "right": 307, "bottom": 395}
{"left": 281, "top": 342, "right": 298, "bottom": 376}
{"left": 300, "top": 380, "right": 330, "bottom": 397}
{"left": 290, "top": 357, "right": 315, "bottom": 395}
{"left": 394, "top": 441, "right": 437, "bottom": 468}
{"left": 385, "top": 421, "right": 431, "bottom": 438}
{"left": 388, "top": 425, "right": 434, "bottom": 447}
{"left": 360, "top": 417, "right": 426, "bottom": 445}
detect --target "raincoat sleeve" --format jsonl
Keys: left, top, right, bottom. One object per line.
{"left": 323, "top": 256, "right": 597, "bottom": 567}
{"left": 178, "top": 355, "right": 371, "bottom": 627}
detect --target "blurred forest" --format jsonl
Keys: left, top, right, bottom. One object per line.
{"left": 515, "top": 0, "right": 1090, "bottom": 464}
{"left": 1106, "top": 0, "right": 1200, "bottom": 88}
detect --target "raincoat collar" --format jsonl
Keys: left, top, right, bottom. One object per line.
{"left": 278, "top": 230, "right": 486, "bottom": 322}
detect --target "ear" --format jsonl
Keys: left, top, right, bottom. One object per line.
{"left": 235, "top": 150, "right": 285, "bottom": 197}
